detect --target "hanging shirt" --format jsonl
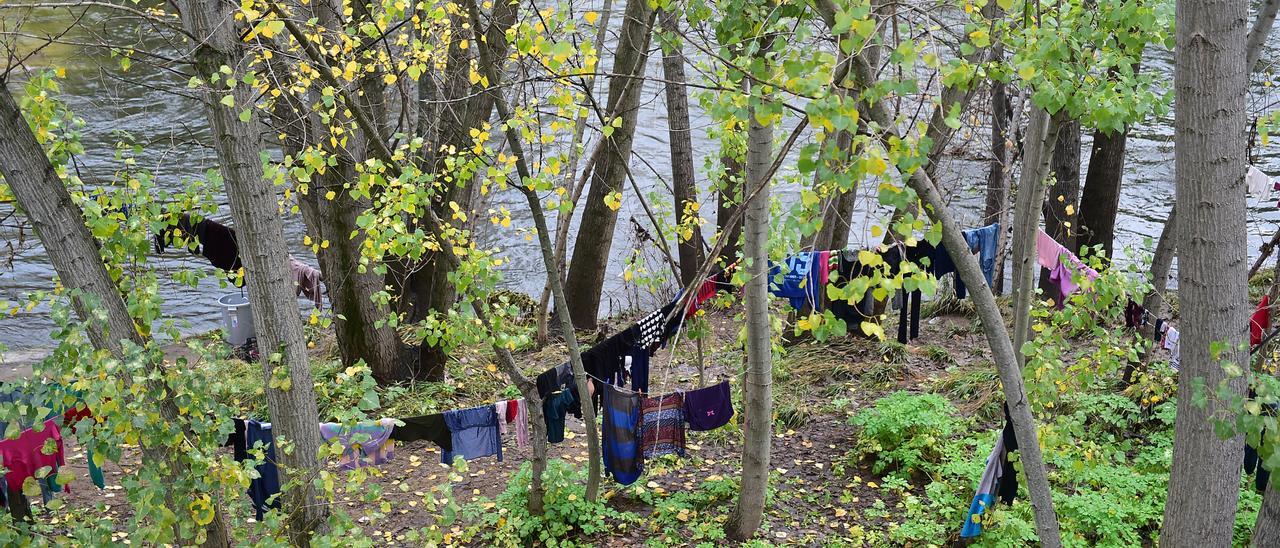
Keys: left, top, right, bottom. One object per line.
{"left": 290, "top": 257, "right": 323, "bottom": 309}
{"left": 318, "top": 418, "right": 396, "bottom": 470}
{"left": 535, "top": 362, "right": 571, "bottom": 399}
{"left": 0, "top": 420, "right": 68, "bottom": 498}
{"left": 962, "top": 222, "right": 1001, "bottom": 294}
{"left": 390, "top": 414, "right": 453, "bottom": 454}
{"left": 639, "top": 392, "right": 686, "bottom": 459}
{"left": 543, "top": 387, "right": 580, "bottom": 444}
{"left": 442, "top": 405, "right": 502, "bottom": 464}
{"left": 829, "top": 250, "right": 877, "bottom": 333}
{"left": 1253, "top": 296, "right": 1271, "bottom": 346}
{"left": 1037, "top": 228, "right": 1098, "bottom": 302}
{"left": 229, "top": 419, "right": 281, "bottom": 521}
{"left": 683, "top": 381, "right": 734, "bottom": 432}
{"left": 155, "top": 214, "right": 243, "bottom": 273}
{"left": 510, "top": 399, "right": 529, "bottom": 450}
{"left": 494, "top": 401, "right": 509, "bottom": 437}
{"left": 1248, "top": 165, "right": 1272, "bottom": 197}
{"left": 601, "top": 384, "right": 643, "bottom": 486}
{"left": 768, "top": 251, "right": 830, "bottom": 311}
{"left": 1125, "top": 300, "right": 1146, "bottom": 329}
{"left": 1163, "top": 326, "right": 1181, "bottom": 371}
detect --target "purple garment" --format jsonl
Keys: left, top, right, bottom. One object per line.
{"left": 319, "top": 418, "right": 396, "bottom": 470}
{"left": 683, "top": 381, "right": 734, "bottom": 432}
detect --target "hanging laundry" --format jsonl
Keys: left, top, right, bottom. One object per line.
{"left": 60, "top": 404, "right": 105, "bottom": 489}
{"left": 229, "top": 419, "right": 281, "bottom": 520}
{"left": 544, "top": 387, "right": 580, "bottom": 444}
{"left": 1124, "top": 300, "right": 1146, "bottom": 329}
{"left": 1163, "top": 326, "right": 1181, "bottom": 371}
{"left": 829, "top": 249, "right": 877, "bottom": 334}
{"left": 155, "top": 214, "right": 243, "bottom": 274}
{"left": 390, "top": 414, "right": 453, "bottom": 454}
{"left": 1253, "top": 296, "right": 1271, "bottom": 346}
{"left": 629, "top": 345, "right": 650, "bottom": 394}
{"left": 601, "top": 384, "right": 643, "bottom": 485}
{"left": 1248, "top": 165, "right": 1272, "bottom": 197}
{"left": 683, "top": 381, "right": 734, "bottom": 432}
{"left": 960, "top": 435, "right": 1005, "bottom": 538}
{"left": 962, "top": 222, "right": 1001, "bottom": 295}
{"left": 639, "top": 392, "right": 686, "bottom": 459}
{"left": 289, "top": 257, "right": 323, "bottom": 309}
{"left": 1036, "top": 228, "right": 1099, "bottom": 303}
{"left": 768, "top": 251, "right": 831, "bottom": 311}
{"left": 442, "top": 405, "right": 502, "bottom": 464}
{"left": 535, "top": 362, "right": 572, "bottom": 400}
{"left": 494, "top": 401, "right": 509, "bottom": 436}
{"left": 510, "top": 399, "right": 530, "bottom": 450}
{"left": 685, "top": 268, "right": 734, "bottom": 319}
{"left": 633, "top": 300, "right": 680, "bottom": 351}
{"left": 582, "top": 333, "right": 630, "bottom": 411}
{"left": 318, "top": 418, "right": 396, "bottom": 470}
{"left": 1245, "top": 441, "right": 1271, "bottom": 492}
{"left": 0, "top": 420, "right": 68, "bottom": 499}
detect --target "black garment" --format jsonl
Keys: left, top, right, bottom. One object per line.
{"left": 391, "top": 414, "right": 453, "bottom": 453}
{"left": 830, "top": 250, "right": 876, "bottom": 335}
{"left": 997, "top": 405, "right": 1019, "bottom": 504}
{"left": 582, "top": 333, "right": 631, "bottom": 411}
{"left": 536, "top": 363, "right": 567, "bottom": 399}
{"left": 1154, "top": 319, "right": 1165, "bottom": 341}
{"left": 155, "top": 214, "right": 243, "bottom": 273}
{"left": 1125, "top": 300, "right": 1146, "bottom": 329}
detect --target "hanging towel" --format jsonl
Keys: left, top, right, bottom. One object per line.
{"left": 511, "top": 399, "right": 529, "bottom": 449}
{"left": 318, "top": 418, "right": 396, "bottom": 470}
{"left": 1163, "top": 326, "right": 1181, "bottom": 371}
{"left": 1253, "top": 296, "right": 1271, "bottom": 346}
{"left": 639, "top": 392, "right": 686, "bottom": 459}
{"left": 494, "top": 401, "right": 509, "bottom": 436}
{"left": 390, "top": 414, "right": 453, "bottom": 454}
{"left": 683, "top": 381, "right": 734, "bottom": 432}
{"left": 960, "top": 435, "right": 1005, "bottom": 538}
{"left": 544, "top": 388, "right": 579, "bottom": 443}
{"left": 442, "top": 405, "right": 502, "bottom": 464}
{"left": 230, "top": 419, "right": 281, "bottom": 520}
{"left": 601, "top": 384, "right": 643, "bottom": 485}
{"left": 1248, "top": 165, "right": 1272, "bottom": 197}
{"left": 289, "top": 257, "right": 323, "bottom": 309}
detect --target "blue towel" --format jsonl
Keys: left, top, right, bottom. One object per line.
{"left": 442, "top": 405, "right": 502, "bottom": 464}
{"left": 768, "top": 252, "right": 825, "bottom": 311}
{"left": 960, "top": 435, "right": 1006, "bottom": 538}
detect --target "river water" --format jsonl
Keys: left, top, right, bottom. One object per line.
{"left": 2, "top": 7, "right": 1280, "bottom": 353}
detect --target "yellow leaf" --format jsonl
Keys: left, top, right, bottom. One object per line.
{"left": 584, "top": 10, "right": 599, "bottom": 24}
{"left": 383, "top": 73, "right": 398, "bottom": 85}
{"left": 325, "top": 190, "right": 336, "bottom": 200}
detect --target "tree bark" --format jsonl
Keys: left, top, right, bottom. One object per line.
{"left": 1256, "top": 482, "right": 1280, "bottom": 546}
{"left": 1248, "top": 0, "right": 1280, "bottom": 71}
{"left": 0, "top": 84, "right": 232, "bottom": 546}
{"left": 563, "top": 0, "right": 657, "bottom": 328}
{"left": 1077, "top": 125, "right": 1130, "bottom": 259}
{"left": 715, "top": 153, "right": 745, "bottom": 265}
{"left": 725, "top": 82, "right": 773, "bottom": 543}
{"left": 984, "top": 69, "right": 1014, "bottom": 294}
{"left": 1039, "top": 119, "right": 1081, "bottom": 302}
{"left": 1011, "top": 108, "right": 1062, "bottom": 360}
{"left": 1161, "top": 0, "right": 1251, "bottom": 543}
{"left": 179, "top": 0, "right": 328, "bottom": 540}
{"left": 660, "top": 9, "right": 705, "bottom": 286}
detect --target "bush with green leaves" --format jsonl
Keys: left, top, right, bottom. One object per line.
{"left": 850, "top": 391, "right": 964, "bottom": 478}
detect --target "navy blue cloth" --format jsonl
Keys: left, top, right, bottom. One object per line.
{"left": 601, "top": 384, "right": 643, "bottom": 485}
{"left": 629, "top": 345, "right": 650, "bottom": 394}
{"left": 442, "top": 405, "right": 502, "bottom": 463}
{"left": 768, "top": 252, "right": 826, "bottom": 311}
{"left": 233, "top": 419, "right": 281, "bottom": 521}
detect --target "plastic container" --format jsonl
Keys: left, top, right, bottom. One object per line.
{"left": 219, "top": 294, "right": 256, "bottom": 346}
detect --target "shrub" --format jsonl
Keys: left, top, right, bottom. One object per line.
{"left": 850, "top": 391, "right": 963, "bottom": 477}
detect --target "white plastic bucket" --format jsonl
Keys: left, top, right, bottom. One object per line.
{"left": 219, "top": 294, "right": 255, "bottom": 346}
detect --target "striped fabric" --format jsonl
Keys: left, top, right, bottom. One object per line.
{"left": 639, "top": 393, "right": 686, "bottom": 459}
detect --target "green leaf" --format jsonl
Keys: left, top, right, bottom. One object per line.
{"left": 220, "top": 95, "right": 236, "bottom": 108}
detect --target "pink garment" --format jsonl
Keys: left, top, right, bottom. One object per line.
{"left": 494, "top": 401, "right": 508, "bottom": 436}
{"left": 318, "top": 418, "right": 396, "bottom": 470}
{"left": 290, "top": 257, "right": 323, "bottom": 309}
{"left": 513, "top": 399, "right": 529, "bottom": 449}
{"left": 817, "top": 250, "right": 832, "bottom": 289}
{"left": 1036, "top": 229, "right": 1063, "bottom": 269}
{"left": 0, "top": 420, "right": 67, "bottom": 495}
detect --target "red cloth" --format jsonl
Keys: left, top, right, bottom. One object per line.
{"left": 62, "top": 405, "right": 92, "bottom": 428}
{"left": 505, "top": 399, "right": 519, "bottom": 423}
{"left": 1252, "top": 296, "right": 1271, "bottom": 346}
{"left": 817, "top": 250, "right": 831, "bottom": 289}
{"left": 0, "top": 419, "right": 67, "bottom": 494}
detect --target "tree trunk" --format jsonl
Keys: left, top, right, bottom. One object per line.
{"left": 1039, "top": 119, "right": 1081, "bottom": 301}
{"left": 984, "top": 69, "right": 1013, "bottom": 294}
{"left": 563, "top": 0, "right": 657, "bottom": 328}
{"left": 0, "top": 84, "right": 233, "bottom": 546}
{"left": 1161, "top": 0, "right": 1250, "bottom": 543}
{"left": 1011, "top": 108, "right": 1062, "bottom": 359}
{"left": 179, "top": 0, "right": 328, "bottom": 540}
{"left": 1255, "top": 482, "right": 1280, "bottom": 546}
{"left": 1077, "top": 126, "right": 1129, "bottom": 259}
{"left": 716, "top": 153, "right": 745, "bottom": 265}
{"left": 725, "top": 83, "right": 774, "bottom": 543}
{"left": 660, "top": 10, "right": 705, "bottom": 286}
{"left": 1248, "top": 0, "right": 1280, "bottom": 71}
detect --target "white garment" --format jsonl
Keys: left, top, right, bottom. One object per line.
{"left": 1163, "top": 326, "right": 1181, "bottom": 371}
{"left": 1247, "top": 165, "right": 1271, "bottom": 198}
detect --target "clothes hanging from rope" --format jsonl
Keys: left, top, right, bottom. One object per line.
{"left": 510, "top": 399, "right": 530, "bottom": 450}
{"left": 1036, "top": 228, "right": 1099, "bottom": 305}
{"left": 442, "top": 405, "right": 502, "bottom": 464}
{"left": 829, "top": 249, "right": 877, "bottom": 334}
{"left": 535, "top": 362, "right": 572, "bottom": 400}
{"left": 154, "top": 214, "right": 243, "bottom": 274}
{"left": 390, "top": 414, "right": 453, "bottom": 454}
{"left": 962, "top": 222, "right": 1001, "bottom": 296}
{"left": 601, "top": 384, "right": 643, "bottom": 486}
{"left": 1248, "top": 165, "right": 1272, "bottom": 197}
{"left": 768, "top": 251, "right": 831, "bottom": 311}
{"left": 319, "top": 418, "right": 396, "bottom": 470}
{"left": 0, "top": 420, "right": 68, "bottom": 501}
{"left": 639, "top": 392, "right": 686, "bottom": 459}
{"left": 628, "top": 345, "right": 650, "bottom": 394}
{"left": 229, "top": 419, "right": 281, "bottom": 520}
{"left": 290, "top": 257, "right": 323, "bottom": 309}
{"left": 960, "top": 434, "right": 1005, "bottom": 538}
{"left": 683, "top": 381, "right": 734, "bottom": 432}
{"left": 1252, "top": 296, "right": 1271, "bottom": 346}
{"left": 543, "top": 387, "right": 580, "bottom": 444}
